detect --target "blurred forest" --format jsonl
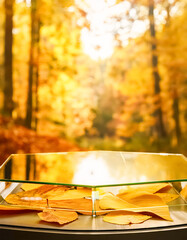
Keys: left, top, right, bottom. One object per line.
{"left": 0, "top": 0, "right": 187, "bottom": 160}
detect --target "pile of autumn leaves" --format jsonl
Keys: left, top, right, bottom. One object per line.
{"left": 0, "top": 182, "right": 185, "bottom": 226}
{"left": 0, "top": 115, "right": 80, "bottom": 166}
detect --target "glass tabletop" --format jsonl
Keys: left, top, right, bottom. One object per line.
{"left": 0, "top": 151, "right": 187, "bottom": 187}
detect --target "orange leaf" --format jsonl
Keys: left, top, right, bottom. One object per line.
{"left": 38, "top": 210, "right": 78, "bottom": 225}
{"left": 103, "top": 211, "right": 151, "bottom": 225}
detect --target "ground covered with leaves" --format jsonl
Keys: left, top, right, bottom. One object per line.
{"left": 0, "top": 116, "right": 81, "bottom": 165}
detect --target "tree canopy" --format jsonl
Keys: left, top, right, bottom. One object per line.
{"left": 0, "top": 0, "right": 186, "bottom": 155}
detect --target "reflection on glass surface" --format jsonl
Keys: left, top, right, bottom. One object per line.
{"left": 0, "top": 151, "right": 187, "bottom": 187}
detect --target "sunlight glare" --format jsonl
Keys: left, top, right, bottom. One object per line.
{"left": 79, "top": 0, "right": 147, "bottom": 60}
{"left": 73, "top": 155, "right": 117, "bottom": 185}
{"left": 81, "top": 27, "right": 114, "bottom": 60}
{"left": 131, "top": 20, "right": 147, "bottom": 38}
{"left": 68, "top": 6, "right": 75, "bottom": 12}
{"left": 84, "top": 0, "right": 106, "bottom": 11}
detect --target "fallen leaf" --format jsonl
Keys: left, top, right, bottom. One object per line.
{"left": 119, "top": 190, "right": 168, "bottom": 206}
{"left": 38, "top": 210, "right": 78, "bottom": 225}
{"left": 49, "top": 198, "right": 105, "bottom": 215}
{"left": 43, "top": 185, "right": 69, "bottom": 199}
{"left": 5, "top": 188, "right": 104, "bottom": 214}
{"left": 21, "top": 183, "right": 44, "bottom": 191}
{"left": 180, "top": 185, "right": 187, "bottom": 200}
{"left": 99, "top": 193, "right": 137, "bottom": 210}
{"left": 49, "top": 198, "right": 92, "bottom": 211}
{"left": 5, "top": 193, "right": 47, "bottom": 209}
{"left": 155, "top": 193, "right": 179, "bottom": 203}
{"left": 0, "top": 205, "right": 32, "bottom": 211}
{"left": 6, "top": 185, "right": 68, "bottom": 201}
{"left": 13, "top": 185, "right": 60, "bottom": 199}
{"left": 100, "top": 193, "right": 172, "bottom": 221}
{"left": 103, "top": 211, "right": 151, "bottom": 225}
{"left": 118, "top": 183, "right": 171, "bottom": 196}
{"left": 48, "top": 187, "right": 92, "bottom": 200}
{"left": 118, "top": 191, "right": 172, "bottom": 221}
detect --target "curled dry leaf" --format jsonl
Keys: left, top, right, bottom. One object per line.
{"left": 5, "top": 194, "right": 97, "bottom": 213}
{"left": 155, "top": 193, "right": 179, "bottom": 203}
{"left": 0, "top": 205, "right": 30, "bottom": 211}
{"left": 118, "top": 183, "right": 171, "bottom": 196}
{"left": 119, "top": 190, "right": 169, "bottom": 207}
{"left": 5, "top": 185, "right": 104, "bottom": 214}
{"left": 21, "top": 183, "right": 44, "bottom": 191}
{"left": 119, "top": 191, "right": 172, "bottom": 221}
{"left": 18, "top": 185, "right": 58, "bottom": 198}
{"left": 49, "top": 198, "right": 92, "bottom": 211}
{"left": 99, "top": 193, "right": 137, "bottom": 210}
{"left": 180, "top": 185, "right": 187, "bottom": 200}
{"left": 100, "top": 193, "right": 172, "bottom": 221}
{"left": 38, "top": 210, "right": 78, "bottom": 225}
{"left": 20, "top": 185, "right": 91, "bottom": 200}
{"left": 42, "top": 185, "right": 69, "bottom": 199}
{"left": 49, "top": 198, "right": 105, "bottom": 215}
{"left": 5, "top": 193, "right": 47, "bottom": 209}
{"left": 5, "top": 185, "right": 69, "bottom": 209}
{"left": 103, "top": 211, "right": 151, "bottom": 225}
{"left": 13, "top": 185, "right": 68, "bottom": 199}
{"left": 48, "top": 187, "right": 92, "bottom": 200}
{"left": 4, "top": 185, "right": 56, "bottom": 209}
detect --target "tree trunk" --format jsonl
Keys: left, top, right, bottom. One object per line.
{"left": 25, "top": 0, "right": 40, "bottom": 129}
{"left": 149, "top": 0, "right": 166, "bottom": 138}
{"left": 173, "top": 92, "right": 181, "bottom": 143}
{"left": 3, "top": 0, "right": 14, "bottom": 117}
{"left": 34, "top": 20, "right": 40, "bottom": 131}
{"left": 165, "top": 1, "right": 181, "bottom": 144}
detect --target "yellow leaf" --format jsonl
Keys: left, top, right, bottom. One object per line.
{"left": 100, "top": 193, "right": 172, "bottom": 221}
{"left": 48, "top": 187, "right": 91, "bottom": 200}
{"left": 5, "top": 185, "right": 69, "bottom": 209}
{"left": 38, "top": 210, "right": 78, "bottom": 225}
{"left": 155, "top": 193, "right": 179, "bottom": 203}
{"left": 5, "top": 193, "right": 47, "bottom": 209}
{"left": 17, "top": 185, "right": 68, "bottom": 199}
{"left": 103, "top": 211, "right": 151, "bottom": 225}
{"left": 118, "top": 183, "right": 171, "bottom": 196}
{"left": 180, "top": 185, "right": 187, "bottom": 200}
{"left": 0, "top": 205, "right": 31, "bottom": 211}
{"left": 99, "top": 193, "right": 136, "bottom": 210}
{"left": 21, "top": 183, "right": 44, "bottom": 191}
{"left": 49, "top": 198, "right": 105, "bottom": 215}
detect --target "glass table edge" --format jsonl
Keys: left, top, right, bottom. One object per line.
{"left": 0, "top": 178, "right": 187, "bottom": 189}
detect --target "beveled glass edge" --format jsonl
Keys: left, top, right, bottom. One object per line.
{"left": 0, "top": 154, "right": 13, "bottom": 169}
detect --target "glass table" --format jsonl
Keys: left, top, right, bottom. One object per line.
{"left": 0, "top": 151, "right": 187, "bottom": 238}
